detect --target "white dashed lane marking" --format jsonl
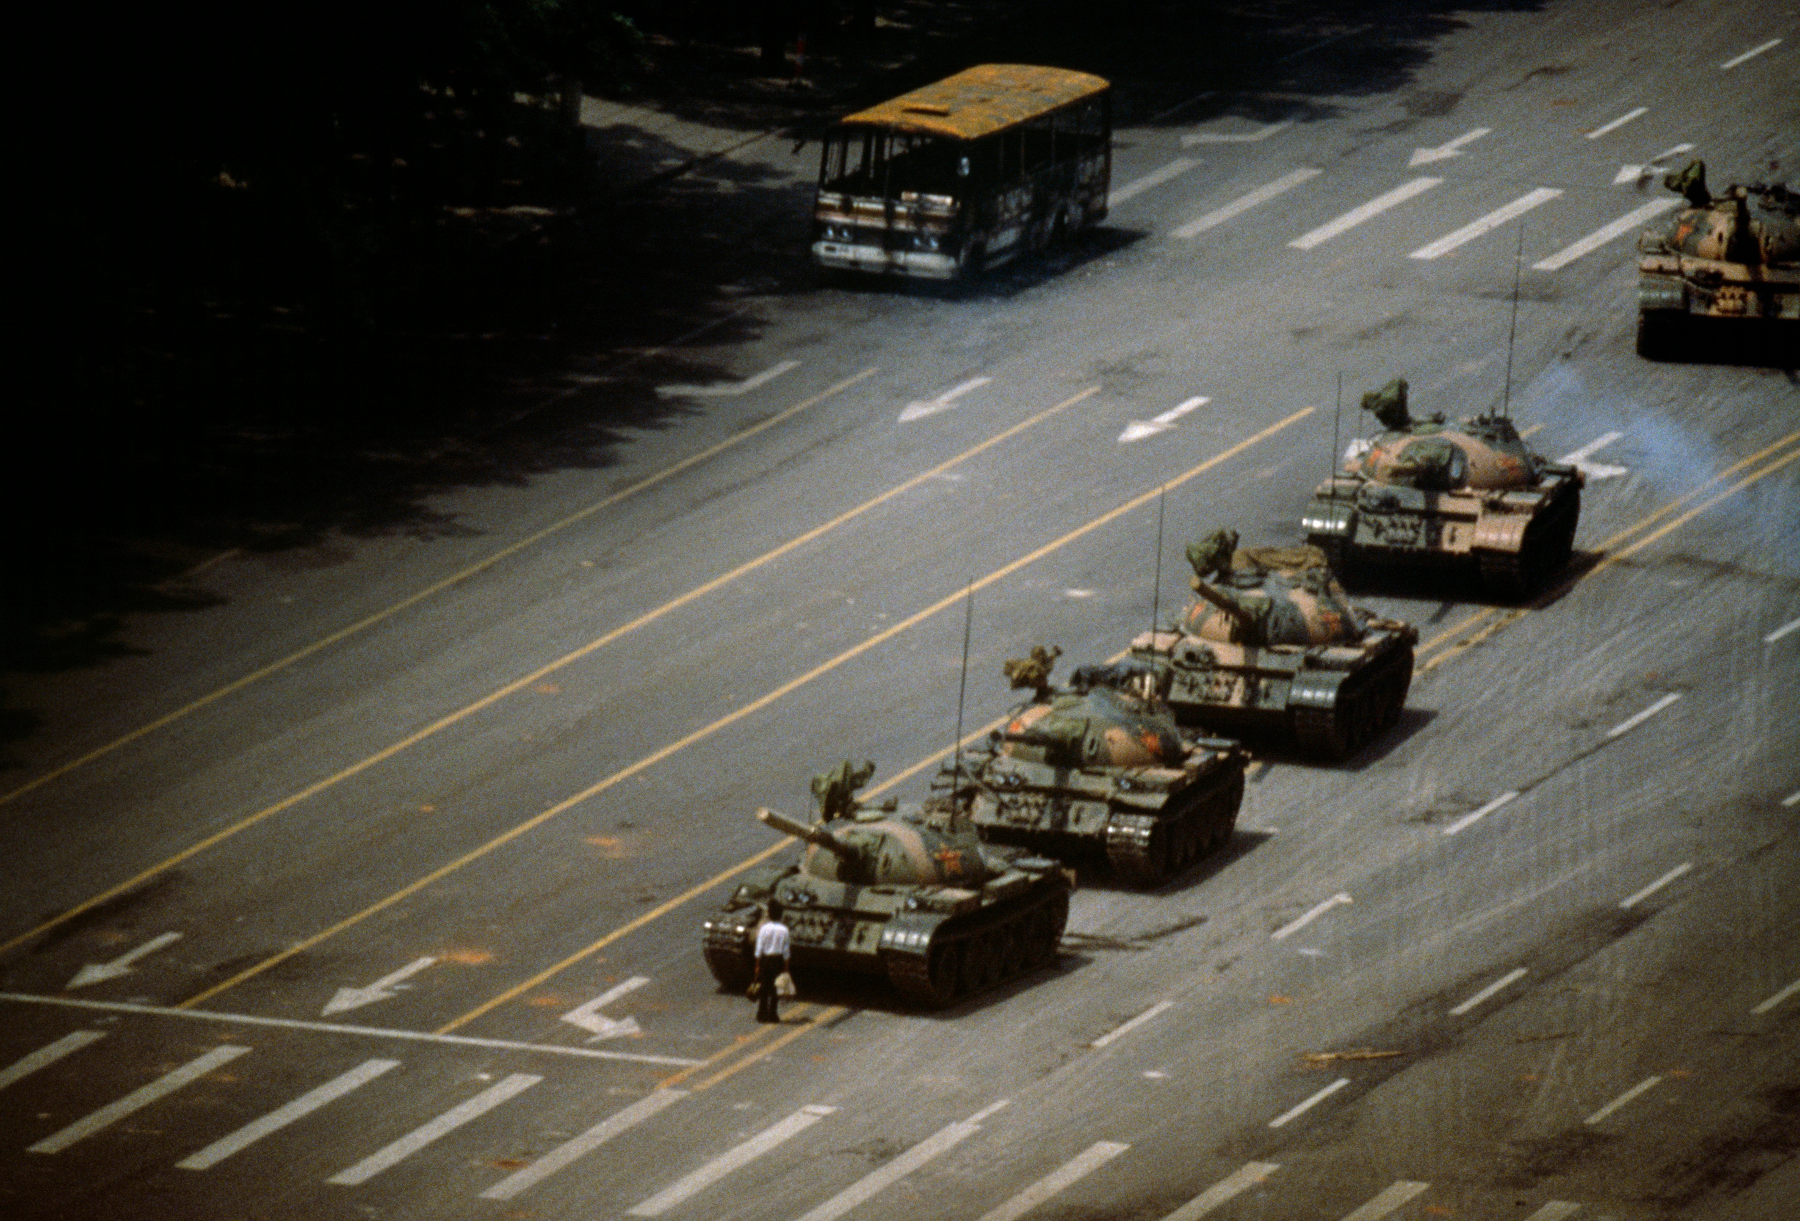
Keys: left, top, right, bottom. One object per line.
{"left": 1721, "top": 38, "right": 1782, "bottom": 69}
{"left": 1408, "top": 127, "right": 1490, "bottom": 167}
{"left": 1752, "top": 979, "right": 1800, "bottom": 1015}
{"left": 1442, "top": 790, "right": 1518, "bottom": 837}
{"left": 1532, "top": 198, "right": 1681, "bottom": 270}
{"left": 793, "top": 1101, "right": 1009, "bottom": 1221}
{"left": 1268, "top": 1077, "right": 1350, "bottom": 1127}
{"left": 1340, "top": 1181, "right": 1430, "bottom": 1221}
{"left": 1173, "top": 168, "right": 1321, "bottom": 238}
{"left": 1272, "top": 893, "right": 1352, "bottom": 940}
{"left": 1113, "top": 158, "right": 1201, "bottom": 205}
{"left": 1182, "top": 120, "right": 1292, "bottom": 146}
{"left": 975, "top": 1140, "right": 1130, "bottom": 1221}
{"left": 1584, "top": 1076, "right": 1663, "bottom": 1125}
{"left": 1764, "top": 617, "right": 1800, "bottom": 644}
{"left": 1410, "top": 188, "right": 1562, "bottom": 259}
{"left": 1290, "top": 178, "right": 1442, "bottom": 250}
{"left": 1605, "top": 692, "right": 1681, "bottom": 739}
{"left": 1154, "top": 1162, "right": 1281, "bottom": 1220}
{"left": 1092, "top": 1000, "right": 1175, "bottom": 1048}
{"left": 656, "top": 360, "right": 799, "bottom": 399}
{"left": 1586, "top": 108, "right": 1647, "bottom": 139}
{"left": 1619, "top": 862, "right": 1694, "bottom": 909}
{"left": 1450, "top": 968, "right": 1528, "bottom": 1016}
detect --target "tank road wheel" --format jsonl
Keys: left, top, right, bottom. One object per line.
{"left": 1294, "top": 703, "right": 1351, "bottom": 760}
{"left": 1031, "top": 892, "right": 1069, "bottom": 966}
{"left": 997, "top": 923, "right": 1027, "bottom": 979}
{"left": 965, "top": 934, "right": 1003, "bottom": 993}
{"left": 924, "top": 940, "right": 965, "bottom": 1005}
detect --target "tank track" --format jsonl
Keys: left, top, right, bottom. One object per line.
{"left": 884, "top": 885, "right": 1070, "bottom": 1009}
{"left": 1478, "top": 488, "right": 1580, "bottom": 601}
{"left": 1291, "top": 645, "right": 1413, "bottom": 759}
{"left": 1103, "top": 768, "right": 1245, "bottom": 887}
{"left": 702, "top": 915, "right": 757, "bottom": 991}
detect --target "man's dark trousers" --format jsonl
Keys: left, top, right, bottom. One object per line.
{"left": 756, "top": 955, "right": 784, "bottom": 1022}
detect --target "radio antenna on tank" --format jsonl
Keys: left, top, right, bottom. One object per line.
{"left": 1150, "top": 484, "right": 1167, "bottom": 637}
{"left": 1331, "top": 371, "right": 1343, "bottom": 485}
{"left": 950, "top": 581, "right": 973, "bottom": 801}
{"left": 1501, "top": 223, "right": 1524, "bottom": 420}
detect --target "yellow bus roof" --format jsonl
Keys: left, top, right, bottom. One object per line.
{"left": 837, "top": 64, "right": 1110, "bottom": 141}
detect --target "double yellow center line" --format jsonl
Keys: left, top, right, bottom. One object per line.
{"left": 1416, "top": 430, "right": 1799, "bottom": 672}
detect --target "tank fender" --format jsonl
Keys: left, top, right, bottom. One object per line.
{"left": 1472, "top": 510, "right": 1530, "bottom": 554}
{"left": 1638, "top": 272, "right": 1688, "bottom": 314}
{"left": 1288, "top": 668, "right": 1347, "bottom": 712}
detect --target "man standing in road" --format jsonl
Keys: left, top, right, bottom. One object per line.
{"left": 754, "top": 900, "right": 792, "bottom": 1023}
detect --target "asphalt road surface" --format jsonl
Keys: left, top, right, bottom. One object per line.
{"left": 2, "top": 2, "right": 1797, "bottom": 1219}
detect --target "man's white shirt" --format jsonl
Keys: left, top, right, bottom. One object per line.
{"left": 755, "top": 921, "right": 791, "bottom": 957}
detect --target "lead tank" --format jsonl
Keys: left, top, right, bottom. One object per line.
{"left": 1303, "top": 379, "right": 1583, "bottom": 598}
{"left": 1636, "top": 160, "right": 1799, "bottom": 357}
{"left": 702, "top": 767, "right": 1073, "bottom": 1008}
{"left": 1129, "top": 531, "right": 1417, "bottom": 758}
{"left": 959, "top": 647, "right": 1249, "bottom": 886}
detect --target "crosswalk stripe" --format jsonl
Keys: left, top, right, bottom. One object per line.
{"left": 1173, "top": 168, "right": 1322, "bottom": 238}
{"left": 177, "top": 1058, "right": 400, "bottom": 1170}
{"left": 1156, "top": 1162, "right": 1281, "bottom": 1220}
{"left": 1531, "top": 198, "right": 1680, "bottom": 270}
{"left": 1409, "top": 188, "right": 1563, "bottom": 259}
{"left": 1523, "top": 1202, "right": 1581, "bottom": 1221}
{"left": 0, "top": 1031, "right": 106, "bottom": 1091}
{"left": 792, "top": 1101, "right": 1007, "bottom": 1221}
{"left": 28, "top": 1044, "right": 250, "bottom": 1154}
{"left": 976, "top": 1141, "right": 1130, "bottom": 1221}
{"left": 1289, "top": 178, "right": 1442, "bottom": 249}
{"left": 328, "top": 1072, "right": 539, "bottom": 1186}
{"left": 628, "top": 1104, "right": 837, "bottom": 1217}
{"left": 481, "top": 1089, "right": 687, "bottom": 1201}
{"left": 1341, "top": 1181, "right": 1430, "bottom": 1221}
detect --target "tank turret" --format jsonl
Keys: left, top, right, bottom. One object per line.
{"left": 702, "top": 769, "right": 1072, "bottom": 1008}
{"left": 1303, "top": 381, "right": 1583, "bottom": 598}
{"left": 1636, "top": 160, "right": 1799, "bottom": 357}
{"left": 1130, "top": 532, "right": 1417, "bottom": 758}
{"left": 961, "top": 650, "right": 1247, "bottom": 886}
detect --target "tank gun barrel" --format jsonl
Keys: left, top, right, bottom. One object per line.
{"left": 1187, "top": 576, "right": 1257, "bottom": 630}
{"left": 757, "top": 807, "right": 855, "bottom": 858}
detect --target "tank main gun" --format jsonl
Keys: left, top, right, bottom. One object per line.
{"left": 757, "top": 807, "right": 858, "bottom": 859}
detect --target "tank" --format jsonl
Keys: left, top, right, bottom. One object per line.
{"left": 1636, "top": 160, "right": 1799, "bottom": 357}
{"left": 1127, "top": 532, "right": 1417, "bottom": 759}
{"left": 701, "top": 767, "right": 1074, "bottom": 1008}
{"left": 1303, "top": 378, "right": 1583, "bottom": 598}
{"left": 957, "top": 647, "right": 1250, "bottom": 887}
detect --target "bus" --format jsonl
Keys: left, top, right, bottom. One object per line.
{"left": 811, "top": 64, "right": 1111, "bottom": 280}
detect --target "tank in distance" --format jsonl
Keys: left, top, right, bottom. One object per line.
{"left": 701, "top": 763, "right": 1073, "bottom": 1009}
{"left": 1303, "top": 379, "right": 1583, "bottom": 599}
{"left": 958, "top": 646, "right": 1249, "bottom": 887}
{"left": 1129, "top": 531, "right": 1417, "bottom": 760}
{"left": 1635, "top": 160, "right": 1799, "bottom": 358}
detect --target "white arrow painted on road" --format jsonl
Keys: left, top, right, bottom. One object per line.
{"left": 1612, "top": 143, "right": 1696, "bottom": 185}
{"left": 1558, "top": 431, "right": 1628, "bottom": 480}
{"left": 562, "top": 975, "right": 651, "bottom": 1041}
{"left": 1182, "top": 120, "right": 1293, "bottom": 147}
{"left": 67, "top": 932, "right": 183, "bottom": 990}
{"left": 323, "top": 956, "right": 437, "bottom": 1016}
{"left": 899, "top": 376, "right": 992, "bottom": 422}
{"left": 1119, "top": 396, "right": 1208, "bottom": 443}
{"left": 656, "top": 360, "right": 799, "bottom": 399}
{"left": 1408, "top": 127, "right": 1491, "bottom": 167}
